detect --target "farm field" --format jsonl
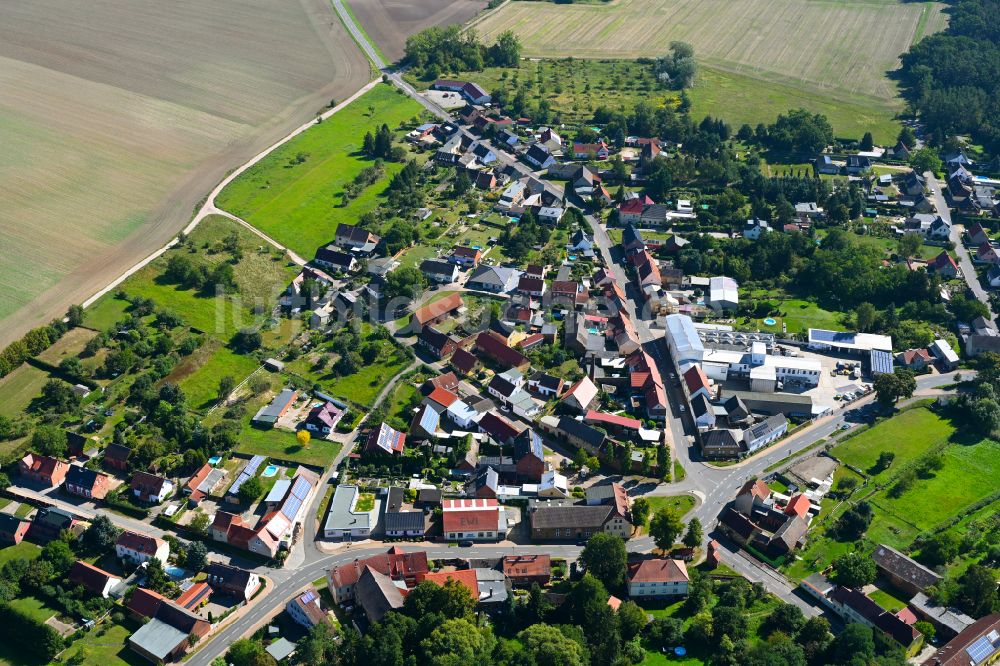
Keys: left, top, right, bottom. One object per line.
{"left": 0, "top": 0, "right": 370, "bottom": 348}
{"left": 0, "top": 362, "right": 49, "bottom": 418}
{"left": 829, "top": 407, "right": 953, "bottom": 480}
{"left": 347, "top": 0, "right": 490, "bottom": 62}
{"left": 473, "top": 0, "right": 945, "bottom": 102}
{"left": 215, "top": 84, "right": 425, "bottom": 259}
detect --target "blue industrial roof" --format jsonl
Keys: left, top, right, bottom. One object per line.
{"left": 870, "top": 349, "right": 894, "bottom": 375}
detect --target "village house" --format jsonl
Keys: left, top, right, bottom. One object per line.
{"left": 28, "top": 507, "right": 77, "bottom": 543}
{"left": 116, "top": 530, "right": 169, "bottom": 565}
{"left": 503, "top": 554, "right": 551, "bottom": 586}
{"left": 128, "top": 599, "right": 211, "bottom": 664}
{"left": 410, "top": 292, "right": 463, "bottom": 333}
{"left": 929, "top": 251, "right": 959, "bottom": 278}
{"left": 0, "top": 514, "right": 30, "bottom": 545}
{"left": 303, "top": 401, "right": 344, "bottom": 435}
{"left": 442, "top": 498, "right": 505, "bottom": 541}
{"left": 251, "top": 388, "right": 298, "bottom": 427}
{"left": 528, "top": 371, "right": 565, "bottom": 398}
{"left": 467, "top": 265, "right": 521, "bottom": 293}
{"left": 18, "top": 453, "right": 69, "bottom": 487}
{"left": 897, "top": 348, "right": 933, "bottom": 371}
{"left": 327, "top": 547, "right": 428, "bottom": 604}
{"left": 130, "top": 471, "right": 174, "bottom": 504}
{"left": 627, "top": 559, "right": 690, "bottom": 598}
{"left": 69, "top": 560, "right": 122, "bottom": 598}
{"left": 418, "top": 326, "right": 462, "bottom": 360}
{"left": 366, "top": 422, "right": 406, "bottom": 456}
{"left": 65, "top": 466, "right": 111, "bottom": 500}
{"left": 476, "top": 330, "right": 531, "bottom": 371}
{"left": 420, "top": 259, "right": 460, "bottom": 284}
{"left": 313, "top": 246, "right": 358, "bottom": 273}
{"left": 333, "top": 223, "right": 380, "bottom": 256}
{"left": 287, "top": 589, "right": 328, "bottom": 629}
{"left": 449, "top": 245, "right": 482, "bottom": 267}
{"left": 103, "top": 443, "right": 132, "bottom": 472}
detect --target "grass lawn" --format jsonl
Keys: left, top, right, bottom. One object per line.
{"left": 385, "top": 380, "right": 420, "bottom": 425}
{"left": 63, "top": 622, "right": 145, "bottom": 666}
{"left": 235, "top": 425, "right": 341, "bottom": 468}
{"left": 13, "top": 503, "right": 33, "bottom": 518}
{"left": 869, "top": 586, "right": 909, "bottom": 612}
{"left": 83, "top": 294, "right": 132, "bottom": 331}
{"left": 746, "top": 298, "right": 845, "bottom": 335}
{"left": 0, "top": 363, "right": 49, "bottom": 418}
{"left": 645, "top": 495, "right": 696, "bottom": 524}
{"left": 356, "top": 492, "right": 375, "bottom": 512}
{"left": 0, "top": 541, "right": 40, "bottom": 566}
{"left": 172, "top": 341, "right": 261, "bottom": 411}
{"left": 8, "top": 595, "right": 56, "bottom": 623}
{"left": 216, "top": 84, "right": 424, "bottom": 258}
{"left": 869, "top": 438, "right": 1000, "bottom": 533}
{"left": 830, "top": 407, "right": 953, "bottom": 481}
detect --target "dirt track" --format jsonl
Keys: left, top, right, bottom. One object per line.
{"left": 346, "top": 0, "right": 489, "bottom": 62}
{"left": 0, "top": 0, "right": 369, "bottom": 347}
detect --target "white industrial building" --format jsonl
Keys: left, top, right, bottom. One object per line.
{"left": 807, "top": 329, "right": 892, "bottom": 354}
{"left": 664, "top": 314, "right": 704, "bottom": 369}
{"left": 702, "top": 342, "right": 821, "bottom": 392}
{"left": 708, "top": 276, "right": 739, "bottom": 312}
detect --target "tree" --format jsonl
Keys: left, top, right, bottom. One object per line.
{"left": 31, "top": 424, "right": 68, "bottom": 457}
{"left": 650, "top": 507, "right": 685, "bottom": 551}
{"left": 860, "top": 132, "right": 874, "bottom": 151}
{"left": 218, "top": 375, "right": 235, "bottom": 401}
{"left": 144, "top": 557, "right": 170, "bottom": 593}
{"left": 855, "top": 302, "right": 877, "bottom": 332}
{"left": 83, "top": 514, "right": 120, "bottom": 552}
{"left": 898, "top": 232, "right": 923, "bottom": 258}
{"left": 42, "top": 539, "right": 75, "bottom": 574}
{"left": 955, "top": 564, "right": 998, "bottom": 617}
{"left": 910, "top": 147, "right": 942, "bottom": 174}
{"left": 683, "top": 517, "right": 703, "bottom": 548}
{"left": 914, "top": 620, "right": 936, "bottom": 642}
{"left": 873, "top": 451, "right": 896, "bottom": 473}
{"left": 712, "top": 605, "right": 749, "bottom": 642}
{"left": 66, "top": 304, "right": 85, "bottom": 327}
{"left": 765, "top": 602, "right": 805, "bottom": 636}
{"left": 874, "top": 369, "right": 916, "bottom": 409}
{"left": 834, "top": 501, "right": 874, "bottom": 541}
{"left": 630, "top": 497, "right": 650, "bottom": 527}
{"left": 580, "top": 532, "right": 627, "bottom": 591}
{"left": 831, "top": 552, "right": 877, "bottom": 588}
{"left": 618, "top": 600, "right": 647, "bottom": 641}
{"left": 297, "top": 429, "right": 311, "bottom": 448}
{"left": 238, "top": 476, "right": 263, "bottom": 504}
{"left": 231, "top": 328, "right": 262, "bottom": 353}
{"left": 226, "top": 639, "right": 276, "bottom": 666}
{"left": 831, "top": 623, "right": 875, "bottom": 665}
{"left": 187, "top": 541, "right": 208, "bottom": 572}
{"left": 897, "top": 126, "right": 916, "bottom": 148}
{"left": 403, "top": 579, "right": 477, "bottom": 620}
{"left": 420, "top": 618, "right": 495, "bottom": 666}
{"left": 518, "top": 623, "right": 587, "bottom": 666}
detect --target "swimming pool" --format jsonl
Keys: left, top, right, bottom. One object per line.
{"left": 165, "top": 566, "right": 186, "bottom": 579}
{"left": 207, "top": 456, "right": 222, "bottom": 466}
{"left": 261, "top": 464, "right": 279, "bottom": 478}
{"left": 763, "top": 317, "right": 777, "bottom": 326}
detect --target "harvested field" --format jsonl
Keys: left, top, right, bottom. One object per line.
{"left": 0, "top": 0, "right": 370, "bottom": 347}
{"left": 348, "top": 0, "right": 490, "bottom": 62}
{"left": 473, "top": 0, "right": 945, "bottom": 101}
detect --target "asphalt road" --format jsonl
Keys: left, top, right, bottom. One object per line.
{"left": 930, "top": 171, "right": 996, "bottom": 320}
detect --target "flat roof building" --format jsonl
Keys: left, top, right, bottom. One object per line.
{"left": 323, "top": 485, "right": 375, "bottom": 540}
{"left": 808, "top": 328, "right": 892, "bottom": 353}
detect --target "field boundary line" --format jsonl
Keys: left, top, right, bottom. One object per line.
{"left": 80, "top": 75, "right": 382, "bottom": 312}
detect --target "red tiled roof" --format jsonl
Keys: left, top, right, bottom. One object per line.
{"left": 476, "top": 331, "right": 530, "bottom": 369}
{"left": 416, "top": 569, "right": 479, "bottom": 598}
{"left": 784, "top": 494, "right": 811, "bottom": 518}
{"left": 19, "top": 453, "right": 66, "bottom": 478}
{"left": 116, "top": 530, "right": 163, "bottom": 555}
{"left": 451, "top": 348, "right": 479, "bottom": 374}
{"left": 427, "top": 387, "right": 459, "bottom": 408}
{"left": 502, "top": 554, "right": 551, "bottom": 578}
{"left": 628, "top": 558, "right": 689, "bottom": 584}
{"left": 901, "top": 348, "right": 932, "bottom": 364}
{"left": 176, "top": 582, "right": 213, "bottom": 609}
{"left": 330, "top": 548, "right": 429, "bottom": 589}
{"left": 414, "top": 293, "right": 463, "bottom": 325}
{"left": 738, "top": 478, "right": 771, "bottom": 500}
{"left": 518, "top": 333, "right": 545, "bottom": 349}
{"left": 683, "top": 365, "right": 711, "bottom": 394}
{"left": 69, "top": 561, "right": 119, "bottom": 595}
{"left": 585, "top": 410, "right": 642, "bottom": 430}
{"left": 128, "top": 588, "right": 165, "bottom": 618}
{"left": 607, "top": 595, "right": 622, "bottom": 611}
{"left": 429, "top": 372, "right": 459, "bottom": 391}
{"left": 443, "top": 508, "right": 500, "bottom": 534}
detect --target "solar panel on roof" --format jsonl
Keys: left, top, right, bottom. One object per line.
{"left": 281, "top": 495, "right": 303, "bottom": 520}
{"left": 301, "top": 589, "right": 317, "bottom": 604}
{"left": 229, "top": 455, "right": 266, "bottom": 495}
{"left": 966, "top": 635, "right": 994, "bottom": 664}
{"left": 290, "top": 477, "right": 310, "bottom": 500}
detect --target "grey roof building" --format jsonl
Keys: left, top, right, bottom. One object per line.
{"left": 355, "top": 566, "right": 405, "bottom": 623}
{"left": 129, "top": 618, "right": 189, "bottom": 663}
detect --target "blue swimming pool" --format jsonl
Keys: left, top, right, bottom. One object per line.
{"left": 165, "top": 566, "right": 186, "bottom": 579}
{"left": 207, "top": 456, "right": 222, "bottom": 466}
{"left": 763, "top": 317, "right": 777, "bottom": 326}
{"left": 261, "top": 464, "right": 279, "bottom": 478}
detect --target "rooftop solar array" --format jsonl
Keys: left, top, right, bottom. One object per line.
{"left": 811, "top": 329, "right": 855, "bottom": 344}
{"left": 279, "top": 475, "right": 313, "bottom": 521}
{"left": 869, "top": 350, "right": 894, "bottom": 375}
{"left": 228, "top": 455, "right": 266, "bottom": 495}
{"left": 300, "top": 589, "right": 317, "bottom": 604}
{"left": 967, "top": 634, "right": 995, "bottom": 664}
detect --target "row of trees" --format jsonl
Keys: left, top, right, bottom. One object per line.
{"left": 0, "top": 304, "right": 83, "bottom": 380}
{"left": 404, "top": 26, "right": 521, "bottom": 79}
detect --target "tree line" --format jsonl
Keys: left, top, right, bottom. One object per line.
{"left": 404, "top": 26, "right": 521, "bottom": 80}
